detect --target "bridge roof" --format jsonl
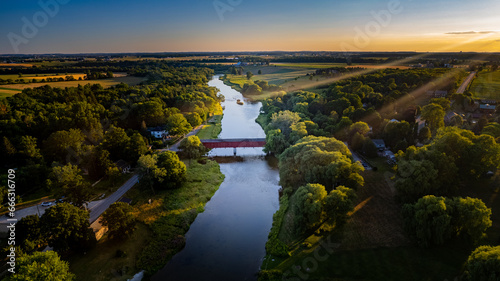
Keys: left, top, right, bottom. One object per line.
{"left": 200, "top": 138, "right": 266, "bottom": 143}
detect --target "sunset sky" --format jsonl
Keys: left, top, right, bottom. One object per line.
{"left": 0, "top": 0, "right": 499, "bottom": 54}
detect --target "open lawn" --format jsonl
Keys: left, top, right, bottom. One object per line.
{"left": 70, "top": 223, "right": 152, "bottom": 281}
{"left": 0, "top": 76, "right": 146, "bottom": 94}
{"left": 470, "top": 70, "right": 500, "bottom": 100}
{"left": 196, "top": 114, "right": 223, "bottom": 140}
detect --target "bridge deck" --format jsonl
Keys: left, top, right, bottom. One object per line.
{"left": 201, "top": 138, "right": 266, "bottom": 148}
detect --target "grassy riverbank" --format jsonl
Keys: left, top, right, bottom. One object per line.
{"left": 69, "top": 160, "right": 225, "bottom": 280}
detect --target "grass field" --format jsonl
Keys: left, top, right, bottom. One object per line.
{"left": 70, "top": 222, "right": 153, "bottom": 281}
{"left": 469, "top": 70, "right": 500, "bottom": 100}
{"left": 0, "top": 76, "right": 146, "bottom": 98}
{"left": 0, "top": 87, "right": 21, "bottom": 98}
{"left": 196, "top": 114, "right": 223, "bottom": 139}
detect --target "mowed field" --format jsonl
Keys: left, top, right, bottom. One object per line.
{"left": 470, "top": 70, "right": 500, "bottom": 100}
{"left": 0, "top": 75, "right": 146, "bottom": 98}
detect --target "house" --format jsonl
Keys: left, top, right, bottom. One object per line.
{"left": 372, "top": 139, "right": 386, "bottom": 151}
{"left": 115, "top": 160, "right": 131, "bottom": 174}
{"left": 480, "top": 104, "right": 496, "bottom": 114}
{"left": 148, "top": 126, "right": 168, "bottom": 139}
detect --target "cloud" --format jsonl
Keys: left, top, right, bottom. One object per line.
{"left": 446, "top": 31, "right": 497, "bottom": 35}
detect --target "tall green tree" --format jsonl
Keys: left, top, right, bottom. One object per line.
{"left": 179, "top": 135, "right": 206, "bottom": 160}
{"left": 421, "top": 103, "right": 445, "bottom": 132}
{"left": 41, "top": 203, "right": 96, "bottom": 254}
{"left": 48, "top": 164, "right": 92, "bottom": 208}
{"left": 43, "top": 129, "right": 86, "bottom": 164}
{"left": 463, "top": 245, "right": 500, "bottom": 281}
{"left": 101, "top": 202, "right": 136, "bottom": 239}
{"left": 279, "top": 136, "right": 363, "bottom": 190}
{"left": 167, "top": 114, "right": 192, "bottom": 136}
{"left": 11, "top": 251, "right": 74, "bottom": 281}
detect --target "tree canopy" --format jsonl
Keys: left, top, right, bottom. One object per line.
{"left": 279, "top": 136, "right": 363, "bottom": 190}
{"left": 11, "top": 251, "right": 74, "bottom": 281}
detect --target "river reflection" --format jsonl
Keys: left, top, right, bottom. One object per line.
{"left": 153, "top": 75, "right": 280, "bottom": 281}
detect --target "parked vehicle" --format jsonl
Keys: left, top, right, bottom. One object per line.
{"left": 41, "top": 201, "right": 54, "bottom": 207}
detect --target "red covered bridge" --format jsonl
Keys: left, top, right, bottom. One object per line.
{"left": 200, "top": 138, "right": 266, "bottom": 148}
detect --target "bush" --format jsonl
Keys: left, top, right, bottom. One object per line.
{"left": 265, "top": 196, "right": 290, "bottom": 257}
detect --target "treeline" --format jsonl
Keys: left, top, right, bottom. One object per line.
{"left": 261, "top": 68, "right": 466, "bottom": 156}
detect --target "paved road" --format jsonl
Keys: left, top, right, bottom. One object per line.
{"left": 160, "top": 125, "right": 204, "bottom": 152}
{"left": 457, "top": 71, "right": 476, "bottom": 94}
{"left": 88, "top": 174, "right": 139, "bottom": 223}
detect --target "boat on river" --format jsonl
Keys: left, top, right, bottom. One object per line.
{"left": 236, "top": 99, "right": 244, "bottom": 105}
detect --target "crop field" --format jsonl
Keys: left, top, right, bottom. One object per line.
{"left": 470, "top": 70, "right": 500, "bottom": 100}
{"left": 0, "top": 75, "right": 146, "bottom": 98}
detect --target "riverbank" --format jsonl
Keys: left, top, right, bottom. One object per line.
{"left": 220, "top": 74, "right": 285, "bottom": 101}
{"left": 69, "top": 160, "right": 225, "bottom": 280}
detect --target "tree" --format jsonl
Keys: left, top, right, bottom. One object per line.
{"left": 402, "top": 195, "right": 492, "bottom": 248}
{"left": 101, "top": 202, "right": 136, "bottom": 239}
{"left": 154, "top": 151, "right": 187, "bottom": 189}
{"left": 449, "top": 197, "right": 492, "bottom": 242}
{"left": 184, "top": 112, "right": 203, "bottom": 127}
{"left": 279, "top": 136, "right": 363, "bottom": 190}
{"left": 48, "top": 164, "right": 92, "bottom": 208}
{"left": 101, "top": 126, "right": 130, "bottom": 161}
{"left": 19, "top": 135, "right": 42, "bottom": 161}
{"left": 362, "top": 138, "right": 378, "bottom": 158}
{"left": 167, "top": 114, "right": 192, "bottom": 136}
{"left": 41, "top": 203, "right": 96, "bottom": 254}
{"left": 137, "top": 152, "right": 187, "bottom": 190}
{"left": 402, "top": 195, "right": 453, "bottom": 247}
{"left": 482, "top": 122, "right": 500, "bottom": 139}
{"left": 292, "top": 183, "right": 327, "bottom": 233}
{"left": 43, "top": 129, "right": 85, "bottom": 163}
{"left": 258, "top": 69, "right": 262, "bottom": 75}
{"left": 16, "top": 215, "right": 44, "bottom": 253}
{"left": 126, "top": 132, "right": 148, "bottom": 163}
{"left": 395, "top": 159, "right": 439, "bottom": 202}
{"left": 83, "top": 146, "right": 113, "bottom": 180}
{"left": 324, "top": 186, "right": 356, "bottom": 224}
{"left": 246, "top": 71, "right": 254, "bottom": 80}
{"left": 269, "top": 111, "right": 301, "bottom": 138}
{"left": 11, "top": 251, "right": 74, "bottom": 281}
{"left": 418, "top": 126, "right": 431, "bottom": 142}
{"left": 421, "top": 103, "right": 445, "bottom": 132}
{"left": 463, "top": 245, "right": 500, "bottom": 281}
{"left": 179, "top": 135, "right": 206, "bottom": 160}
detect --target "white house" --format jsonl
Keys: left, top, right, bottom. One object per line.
{"left": 148, "top": 127, "right": 168, "bottom": 139}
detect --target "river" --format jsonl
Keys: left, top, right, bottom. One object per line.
{"left": 152, "top": 75, "right": 281, "bottom": 281}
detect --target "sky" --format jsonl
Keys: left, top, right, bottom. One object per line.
{"left": 0, "top": 0, "right": 499, "bottom": 54}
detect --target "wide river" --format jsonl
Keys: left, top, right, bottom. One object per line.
{"left": 153, "top": 75, "right": 281, "bottom": 281}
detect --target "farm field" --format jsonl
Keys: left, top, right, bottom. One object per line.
{"left": 469, "top": 70, "right": 500, "bottom": 100}
{"left": 0, "top": 72, "right": 127, "bottom": 82}
{"left": 0, "top": 87, "right": 22, "bottom": 98}
{"left": 0, "top": 75, "right": 146, "bottom": 98}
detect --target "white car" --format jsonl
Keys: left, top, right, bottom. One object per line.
{"left": 41, "top": 201, "right": 55, "bottom": 207}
